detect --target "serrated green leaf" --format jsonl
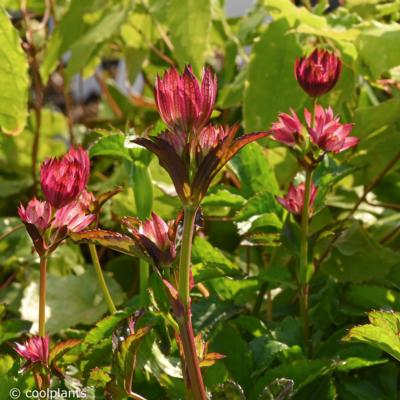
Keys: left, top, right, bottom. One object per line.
{"left": 323, "top": 222, "right": 399, "bottom": 283}
{"left": 20, "top": 270, "right": 125, "bottom": 333}
{"left": 230, "top": 143, "right": 279, "bottom": 198}
{"left": 0, "top": 319, "right": 31, "bottom": 344}
{"left": 89, "top": 134, "right": 133, "bottom": 162}
{"left": 243, "top": 18, "right": 305, "bottom": 132}
{"left": 344, "top": 310, "right": 400, "bottom": 361}
{"left": 192, "top": 236, "right": 243, "bottom": 281}
{"left": 40, "top": 0, "right": 102, "bottom": 81}
{"left": 166, "top": 0, "right": 211, "bottom": 75}
{"left": 357, "top": 23, "right": 400, "bottom": 79}
{"left": 0, "top": 8, "right": 28, "bottom": 135}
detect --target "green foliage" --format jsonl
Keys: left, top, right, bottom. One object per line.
{"left": 345, "top": 311, "right": 400, "bottom": 362}
{"left": 244, "top": 17, "right": 305, "bottom": 132}
{"left": 166, "top": 0, "right": 211, "bottom": 75}
{"left": 0, "top": 7, "right": 28, "bottom": 134}
{"left": 1, "top": 0, "right": 400, "bottom": 398}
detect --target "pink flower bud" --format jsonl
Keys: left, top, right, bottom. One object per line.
{"left": 40, "top": 147, "right": 90, "bottom": 209}
{"left": 52, "top": 201, "right": 95, "bottom": 233}
{"left": 122, "top": 212, "right": 177, "bottom": 266}
{"left": 295, "top": 49, "right": 342, "bottom": 97}
{"left": 14, "top": 335, "right": 49, "bottom": 366}
{"left": 269, "top": 109, "right": 304, "bottom": 146}
{"left": 305, "top": 105, "right": 359, "bottom": 153}
{"left": 18, "top": 198, "right": 51, "bottom": 233}
{"left": 79, "top": 189, "right": 96, "bottom": 211}
{"left": 197, "top": 125, "right": 230, "bottom": 156}
{"left": 155, "top": 66, "right": 217, "bottom": 135}
{"left": 277, "top": 181, "right": 318, "bottom": 216}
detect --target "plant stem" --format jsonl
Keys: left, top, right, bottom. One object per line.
{"left": 39, "top": 255, "right": 47, "bottom": 337}
{"left": 177, "top": 206, "right": 207, "bottom": 400}
{"left": 299, "top": 168, "right": 313, "bottom": 347}
{"left": 139, "top": 258, "right": 149, "bottom": 306}
{"left": 89, "top": 244, "right": 117, "bottom": 314}
{"left": 178, "top": 207, "right": 197, "bottom": 309}
{"left": 177, "top": 313, "right": 206, "bottom": 400}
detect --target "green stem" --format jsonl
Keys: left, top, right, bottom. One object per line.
{"left": 178, "top": 207, "right": 197, "bottom": 309}
{"left": 139, "top": 258, "right": 149, "bottom": 306}
{"left": 89, "top": 244, "right": 117, "bottom": 314}
{"left": 38, "top": 255, "right": 47, "bottom": 337}
{"left": 299, "top": 168, "right": 313, "bottom": 347}
{"left": 177, "top": 206, "right": 207, "bottom": 400}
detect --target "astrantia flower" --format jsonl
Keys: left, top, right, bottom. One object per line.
{"left": 277, "top": 181, "right": 318, "bottom": 216}
{"left": 155, "top": 66, "right": 217, "bottom": 136}
{"left": 14, "top": 335, "right": 49, "bottom": 366}
{"left": 133, "top": 124, "right": 267, "bottom": 205}
{"left": 79, "top": 189, "right": 96, "bottom": 211}
{"left": 121, "top": 212, "right": 177, "bottom": 267}
{"left": 40, "top": 147, "right": 90, "bottom": 209}
{"left": 305, "top": 105, "right": 359, "bottom": 153}
{"left": 18, "top": 198, "right": 51, "bottom": 233}
{"left": 295, "top": 49, "right": 342, "bottom": 97}
{"left": 269, "top": 109, "right": 304, "bottom": 146}
{"left": 52, "top": 201, "right": 96, "bottom": 233}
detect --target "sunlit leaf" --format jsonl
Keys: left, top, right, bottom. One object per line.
{"left": 0, "top": 8, "right": 28, "bottom": 135}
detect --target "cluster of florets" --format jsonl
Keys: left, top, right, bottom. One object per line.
{"left": 18, "top": 147, "right": 95, "bottom": 256}
{"left": 271, "top": 48, "right": 359, "bottom": 217}
{"left": 134, "top": 66, "right": 268, "bottom": 206}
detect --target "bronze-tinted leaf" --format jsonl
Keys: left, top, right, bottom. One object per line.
{"left": 225, "top": 131, "right": 268, "bottom": 162}
{"left": 49, "top": 339, "right": 81, "bottom": 365}
{"left": 95, "top": 186, "right": 123, "bottom": 211}
{"left": 133, "top": 136, "right": 191, "bottom": 202}
{"left": 24, "top": 222, "right": 46, "bottom": 256}
{"left": 70, "top": 229, "right": 148, "bottom": 260}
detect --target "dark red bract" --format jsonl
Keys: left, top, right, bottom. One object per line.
{"left": 295, "top": 49, "right": 342, "bottom": 97}
{"left": 134, "top": 125, "right": 268, "bottom": 205}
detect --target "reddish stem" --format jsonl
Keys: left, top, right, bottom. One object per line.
{"left": 177, "top": 309, "right": 207, "bottom": 400}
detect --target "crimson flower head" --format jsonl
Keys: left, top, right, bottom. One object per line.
{"left": 295, "top": 49, "right": 342, "bottom": 97}
{"left": 14, "top": 335, "right": 49, "bottom": 367}
{"left": 40, "top": 146, "right": 90, "bottom": 209}
{"left": 134, "top": 124, "right": 267, "bottom": 205}
{"left": 18, "top": 198, "right": 51, "bottom": 233}
{"left": 269, "top": 109, "right": 304, "bottom": 146}
{"left": 52, "top": 201, "right": 96, "bottom": 233}
{"left": 155, "top": 66, "right": 217, "bottom": 135}
{"left": 305, "top": 105, "right": 359, "bottom": 153}
{"left": 122, "top": 212, "right": 177, "bottom": 267}
{"left": 277, "top": 181, "right": 318, "bottom": 217}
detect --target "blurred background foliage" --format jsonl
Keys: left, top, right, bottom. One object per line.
{"left": 0, "top": 0, "right": 400, "bottom": 399}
